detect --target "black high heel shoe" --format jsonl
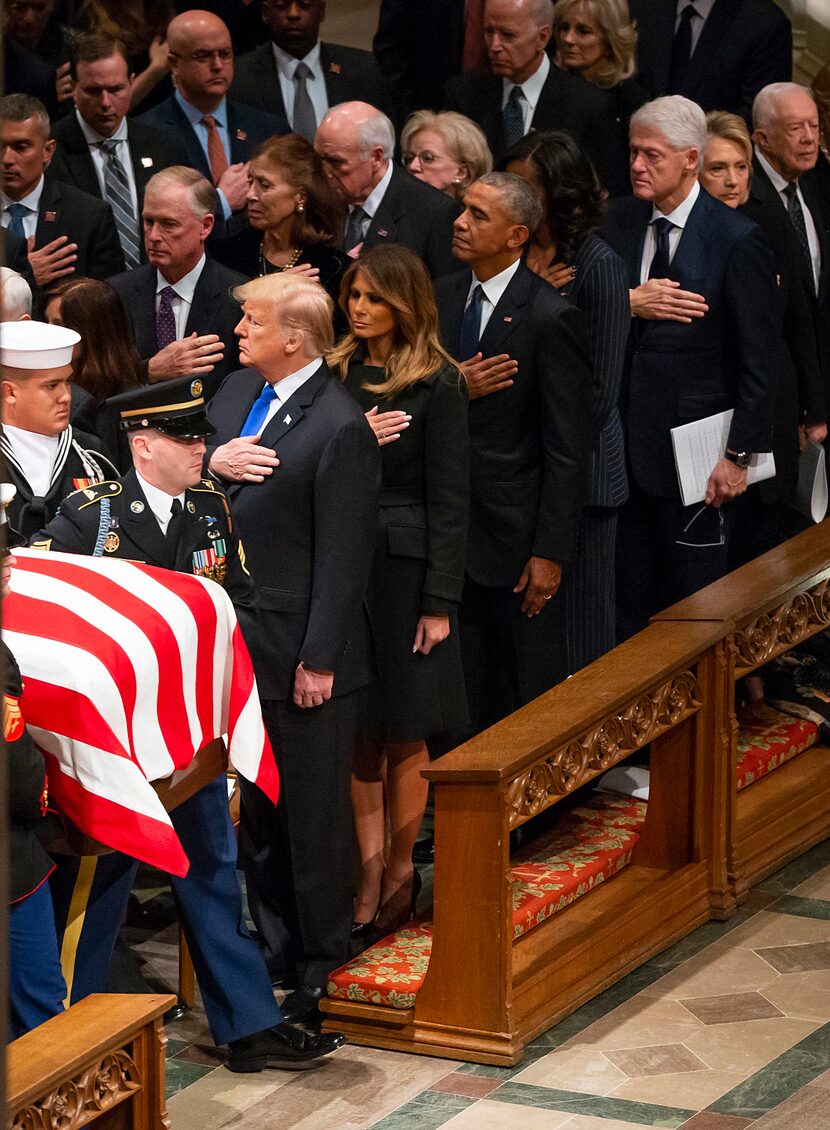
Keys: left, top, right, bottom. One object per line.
{"left": 351, "top": 918, "right": 376, "bottom": 939}
{"left": 370, "top": 869, "right": 422, "bottom": 942}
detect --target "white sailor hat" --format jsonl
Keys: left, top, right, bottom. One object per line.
{"left": 0, "top": 320, "right": 80, "bottom": 369}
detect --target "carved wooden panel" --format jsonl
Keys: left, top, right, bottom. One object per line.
{"left": 11, "top": 1050, "right": 141, "bottom": 1130}
{"left": 733, "top": 578, "right": 830, "bottom": 677}
{"left": 505, "top": 670, "right": 701, "bottom": 828}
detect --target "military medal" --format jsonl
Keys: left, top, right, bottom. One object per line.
{"left": 192, "top": 541, "right": 227, "bottom": 584}
{"left": 73, "top": 478, "right": 95, "bottom": 490}
{"left": 130, "top": 500, "right": 145, "bottom": 513}
{"left": 187, "top": 500, "right": 196, "bottom": 513}
{"left": 104, "top": 531, "right": 120, "bottom": 552}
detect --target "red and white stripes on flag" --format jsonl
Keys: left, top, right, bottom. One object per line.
{"left": 3, "top": 549, "right": 278, "bottom": 876}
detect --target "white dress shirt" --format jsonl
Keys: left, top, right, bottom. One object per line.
{"left": 1, "top": 175, "right": 45, "bottom": 240}
{"left": 273, "top": 41, "right": 328, "bottom": 129}
{"left": 3, "top": 426, "right": 59, "bottom": 497}
{"left": 675, "top": 0, "right": 716, "bottom": 55}
{"left": 755, "top": 147, "right": 822, "bottom": 291}
{"left": 346, "top": 160, "right": 394, "bottom": 244}
{"left": 501, "top": 52, "right": 550, "bottom": 134}
{"left": 465, "top": 257, "right": 522, "bottom": 339}
{"left": 135, "top": 470, "right": 185, "bottom": 535}
{"left": 155, "top": 255, "right": 208, "bottom": 340}
{"left": 639, "top": 179, "right": 701, "bottom": 284}
{"left": 76, "top": 109, "right": 139, "bottom": 216}
{"left": 258, "top": 357, "right": 324, "bottom": 431}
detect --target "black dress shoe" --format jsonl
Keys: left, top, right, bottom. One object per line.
{"left": 412, "top": 837, "right": 434, "bottom": 864}
{"left": 280, "top": 984, "right": 325, "bottom": 1023}
{"left": 226, "top": 1022, "right": 345, "bottom": 1072}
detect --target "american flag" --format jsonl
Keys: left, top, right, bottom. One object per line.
{"left": 3, "top": 549, "right": 278, "bottom": 876}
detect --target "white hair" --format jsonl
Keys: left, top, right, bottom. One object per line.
{"left": 354, "top": 109, "right": 395, "bottom": 161}
{"left": 630, "top": 96, "right": 708, "bottom": 171}
{"left": 0, "top": 267, "right": 32, "bottom": 319}
{"left": 752, "top": 82, "right": 816, "bottom": 130}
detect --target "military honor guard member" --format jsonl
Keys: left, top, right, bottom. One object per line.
{"left": 33, "top": 377, "right": 345, "bottom": 1072}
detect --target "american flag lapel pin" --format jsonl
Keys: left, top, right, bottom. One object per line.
{"left": 141, "top": 156, "right": 154, "bottom": 168}
{"left": 44, "top": 210, "right": 57, "bottom": 222}
{"left": 378, "top": 228, "right": 389, "bottom": 238}
{"left": 329, "top": 62, "right": 341, "bottom": 74}
{"left": 236, "top": 128, "right": 247, "bottom": 141}
{"left": 503, "top": 315, "right": 513, "bottom": 322}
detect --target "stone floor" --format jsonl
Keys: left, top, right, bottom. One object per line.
{"left": 124, "top": 836, "right": 830, "bottom": 1129}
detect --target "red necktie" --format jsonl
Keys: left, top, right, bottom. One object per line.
{"left": 462, "top": 0, "right": 487, "bottom": 72}
{"left": 201, "top": 114, "right": 229, "bottom": 185}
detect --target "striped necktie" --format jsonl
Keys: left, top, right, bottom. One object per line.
{"left": 99, "top": 139, "right": 140, "bottom": 270}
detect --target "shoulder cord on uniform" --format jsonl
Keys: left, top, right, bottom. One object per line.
{"left": 92, "top": 497, "right": 112, "bottom": 557}
{"left": 71, "top": 440, "right": 119, "bottom": 483}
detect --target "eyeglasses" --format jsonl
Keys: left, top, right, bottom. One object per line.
{"left": 173, "top": 48, "right": 233, "bottom": 64}
{"left": 402, "top": 149, "right": 452, "bottom": 167}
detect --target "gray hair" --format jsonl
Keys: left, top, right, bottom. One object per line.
{"left": 630, "top": 96, "right": 708, "bottom": 171}
{"left": 0, "top": 93, "right": 50, "bottom": 137}
{"left": 354, "top": 108, "right": 395, "bottom": 161}
{"left": 477, "top": 171, "right": 543, "bottom": 233}
{"left": 0, "top": 268, "right": 32, "bottom": 319}
{"left": 752, "top": 82, "right": 816, "bottom": 130}
{"left": 530, "top": 0, "right": 555, "bottom": 24}
{"left": 143, "top": 166, "right": 218, "bottom": 219}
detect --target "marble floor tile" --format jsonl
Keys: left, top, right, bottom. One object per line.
{"left": 757, "top": 940, "right": 830, "bottom": 974}
{"left": 511, "top": 1047, "right": 628, "bottom": 1094}
{"left": 707, "top": 909, "right": 830, "bottom": 952}
{"left": 759, "top": 969, "right": 830, "bottom": 1020}
{"left": 561, "top": 997, "right": 703, "bottom": 1051}
{"left": 750, "top": 1083, "right": 830, "bottom": 1127}
{"left": 684, "top": 1017, "right": 819, "bottom": 1073}
{"left": 604, "top": 1043, "right": 708, "bottom": 1078}
{"left": 608, "top": 1068, "right": 748, "bottom": 1110}
{"left": 441, "top": 1099, "right": 574, "bottom": 1128}
{"left": 678, "top": 1115, "right": 754, "bottom": 1129}
{"left": 369, "top": 1093, "right": 472, "bottom": 1130}
{"left": 768, "top": 895, "right": 830, "bottom": 921}
{"left": 557, "top": 1117, "right": 683, "bottom": 1130}
{"left": 809, "top": 1065, "right": 830, "bottom": 1088}
{"left": 165, "top": 1057, "right": 215, "bottom": 1099}
{"left": 486, "top": 1083, "right": 694, "bottom": 1127}
{"left": 427, "top": 1072, "right": 501, "bottom": 1098}
{"left": 642, "top": 948, "right": 779, "bottom": 1001}
{"left": 790, "top": 864, "right": 830, "bottom": 902}
{"left": 166, "top": 1067, "right": 292, "bottom": 1130}
{"left": 679, "top": 991, "right": 784, "bottom": 1025}
{"left": 754, "top": 840, "right": 830, "bottom": 895}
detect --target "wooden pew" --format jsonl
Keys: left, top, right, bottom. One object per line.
{"left": 654, "top": 521, "right": 830, "bottom": 903}
{"left": 7, "top": 993, "right": 175, "bottom": 1130}
{"left": 321, "top": 618, "right": 731, "bottom": 1065}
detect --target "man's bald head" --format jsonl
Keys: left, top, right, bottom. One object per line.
{"left": 167, "top": 9, "right": 233, "bottom": 113}
{"left": 314, "top": 102, "right": 395, "bottom": 206}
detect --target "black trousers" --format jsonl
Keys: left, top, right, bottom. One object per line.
{"left": 616, "top": 484, "right": 736, "bottom": 642}
{"left": 458, "top": 575, "right": 567, "bottom": 735}
{"left": 239, "top": 691, "right": 359, "bottom": 990}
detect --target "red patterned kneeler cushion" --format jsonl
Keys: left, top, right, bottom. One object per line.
{"left": 328, "top": 794, "right": 648, "bottom": 1008}
{"left": 736, "top": 703, "right": 819, "bottom": 792}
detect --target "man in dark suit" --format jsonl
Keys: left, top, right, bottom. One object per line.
{"left": 629, "top": 0, "right": 791, "bottom": 126}
{"left": 434, "top": 172, "right": 592, "bottom": 732}
{"left": 444, "top": 0, "right": 617, "bottom": 186}
{"left": 139, "top": 10, "right": 287, "bottom": 229}
{"left": 49, "top": 36, "right": 188, "bottom": 271}
{"left": 753, "top": 82, "right": 830, "bottom": 408}
{"left": 206, "top": 273, "right": 379, "bottom": 1023}
{"left": 232, "top": 0, "right": 384, "bottom": 136}
{"left": 108, "top": 167, "right": 247, "bottom": 398}
{"left": 602, "top": 96, "right": 779, "bottom": 637}
{"left": 32, "top": 376, "right": 345, "bottom": 1072}
{"left": 373, "top": 0, "right": 466, "bottom": 125}
{"left": 0, "top": 94, "right": 125, "bottom": 287}
{"left": 4, "top": 0, "right": 73, "bottom": 113}
{"left": 315, "top": 101, "right": 461, "bottom": 278}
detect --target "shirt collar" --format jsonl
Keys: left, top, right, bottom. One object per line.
{"left": 156, "top": 254, "right": 207, "bottom": 301}
{"left": 470, "top": 257, "right": 522, "bottom": 307}
{"left": 272, "top": 40, "right": 322, "bottom": 79}
{"left": 269, "top": 356, "right": 323, "bottom": 404}
{"left": 175, "top": 90, "right": 228, "bottom": 130}
{"left": 650, "top": 178, "right": 700, "bottom": 228}
{"left": 135, "top": 469, "right": 185, "bottom": 529}
{"left": 755, "top": 146, "right": 792, "bottom": 192}
{"left": 677, "top": 0, "right": 716, "bottom": 18}
{"left": 2, "top": 175, "right": 45, "bottom": 214}
{"left": 502, "top": 51, "right": 550, "bottom": 109}
{"left": 359, "top": 160, "right": 394, "bottom": 220}
{"left": 75, "top": 107, "right": 129, "bottom": 146}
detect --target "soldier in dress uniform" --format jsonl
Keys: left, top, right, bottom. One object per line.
{"left": 0, "top": 319, "right": 117, "bottom": 541}
{"left": 31, "top": 377, "right": 345, "bottom": 1072}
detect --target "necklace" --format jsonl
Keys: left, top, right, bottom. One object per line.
{"left": 260, "top": 245, "right": 303, "bottom": 276}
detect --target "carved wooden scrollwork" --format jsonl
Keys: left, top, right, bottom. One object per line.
{"left": 733, "top": 578, "right": 830, "bottom": 676}
{"left": 11, "top": 1050, "right": 141, "bottom": 1130}
{"left": 505, "top": 670, "right": 701, "bottom": 827}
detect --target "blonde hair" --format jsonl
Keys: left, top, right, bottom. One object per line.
{"left": 401, "top": 110, "right": 493, "bottom": 195}
{"left": 553, "top": 0, "right": 637, "bottom": 88}
{"left": 233, "top": 274, "right": 334, "bottom": 358}
{"left": 328, "top": 245, "right": 460, "bottom": 398}
{"left": 705, "top": 111, "right": 753, "bottom": 164}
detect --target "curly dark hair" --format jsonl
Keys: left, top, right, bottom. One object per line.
{"left": 497, "top": 131, "right": 605, "bottom": 264}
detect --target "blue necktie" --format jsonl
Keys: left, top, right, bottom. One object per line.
{"left": 503, "top": 85, "right": 525, "bottom": 150}
{"left": 649, "top": 217, "right": 675, "bottom": 279}
{"left": 240, "top": 383, "right": 277, "bottom": 436}
{"left": 6, "top": 202, "right": 28, "bottom": 242}
{"left": 458, "top": 284, "right": 485, "bottom": 361}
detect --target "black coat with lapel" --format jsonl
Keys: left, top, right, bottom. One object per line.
{"left": 363, "top": 164, "right": 462, "bottom": 279}
{"left": 602, "top": 188, "right": 780, "bottom": 498}
{"left": 34, "top": 177, "right": 125, "bottom": 280}
{"left": 628, "top": 0, "right": 791, "bottom": 124}
{"left": 231, "top": 40, "right": 384, "bottom": 120}
{"left": 107, "top": 257, "right": 249, "bottom": 399}
{"left": 799, "top": 168, "right": 830, "bottom": 391}
{"left": 434, "top": 262, "right": 593, "bottom": 586}
{"left": 207, "top": 363, "right": 381, "bottom": 701}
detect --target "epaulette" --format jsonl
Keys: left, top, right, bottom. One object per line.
{"left": 69, "top": 481, "right": 122, "bottom": 510}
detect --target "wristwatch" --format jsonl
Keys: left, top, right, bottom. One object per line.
{"left": 725, "top": 450, "right": 752, "bottom": 470}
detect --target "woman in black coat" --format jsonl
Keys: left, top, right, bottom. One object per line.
{"left": 502, "top": 131, "right": 630, "bottom": 673}
{"left": 329, "top": 245, "right": 469, "bottom": 940}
